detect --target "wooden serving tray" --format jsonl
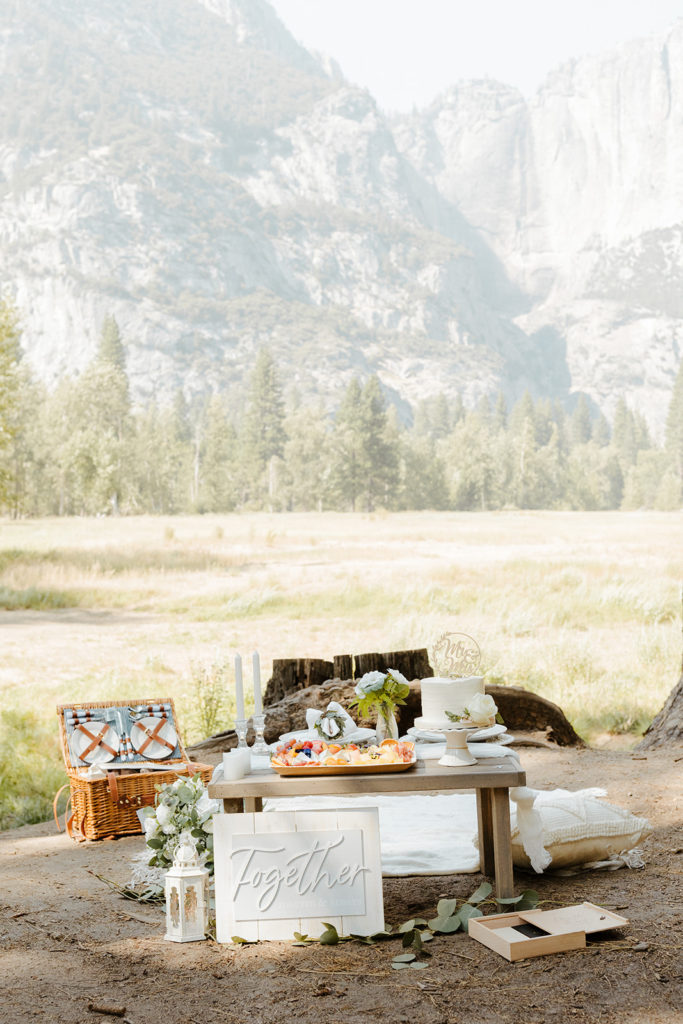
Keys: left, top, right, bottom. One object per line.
{"left": 271, "top": 759, "right": 416, "bottom": 777}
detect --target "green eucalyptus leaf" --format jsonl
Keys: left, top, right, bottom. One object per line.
{"left": 391, "top": 962, "right": 410, "bottom": 970}
{"left": 436, "top": 898, "right": 458, "bottom": 919}
{"left": 516, "top": 890, "right": 540, "bottom": 910}
{"left": 392, "top": 952, "right": 416, "bottom": 963}
{"left": 468, "top": 882, "right": 492, "bottom": 904}
{"left": 232, "top": 936, "right": 256, "bottom": 944}
{"left": 410, "top": 961, "right": 430, "bottom": 970}
{"left": 398, "top": 918, "right": 428, "bottom": 933}
{"left": 430, "top": 914, "right": 462, "bottom": 934}
{"left": 459, "top": 905, "right": 483, "bottom": 930}
{"left": 319, "top": 922, "right": 340, "bottom": 945}
{"left": 419, "top": 931, "right": 434, "bottom": 942}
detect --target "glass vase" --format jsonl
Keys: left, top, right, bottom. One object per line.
{"left": 375, "top": 706, "right": 399, "bottom": 743}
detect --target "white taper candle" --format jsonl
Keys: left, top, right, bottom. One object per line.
{"left": 252, "top": 651, "right": 262, "bottom": 715}
{"left": 234, "top": 653, "right": 245, "bottom": 721}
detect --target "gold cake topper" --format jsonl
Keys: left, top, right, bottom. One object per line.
{"left": 432, "top": 632, "right": 481, "bottom": 678}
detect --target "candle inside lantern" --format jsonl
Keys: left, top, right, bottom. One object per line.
{"left": 252, "top": 651, "right": 262, "bottom": 715}
{"left": 234, "top": 653, "right": 245, "bottom": 721}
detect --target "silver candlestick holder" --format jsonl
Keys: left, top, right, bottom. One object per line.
{"left": 250, "top": 712, "right": 270, "bottom": 756}
{"left": 234, "top": 718, "right": 249, "bottom": 749}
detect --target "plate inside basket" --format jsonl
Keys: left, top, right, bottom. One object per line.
{"left": 271, "top": 758, "right": 417, "bottom": 777}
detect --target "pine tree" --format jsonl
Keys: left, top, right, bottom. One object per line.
{"left": 591, "top": 412, "right": 611, "bottom": 447}
{"left": 358, "top": 376, "right": 399, "bottom": 510}
{"left": 198, "top": 395, "right": 237, "bottom": 512}
{"left": 494, "top": 391, "right": 507, "bottom": 431}
{"left": 612, "top": 398, "right": 637, "bottom": 466}
{"left": 570, "top": 394, "right": 592, "bottom": 445}
{"left": 0, "top": 299, "right": 22, "bottom": 507}
{"left": 665, "top": 358, "right": 683, "bottom": 482}
{"left": 281, "top": 403, "right": 332, "bottom": 511}
{"left": 242, "top": 349, "right": 286, "bottom": 465}
{"left": 330, "top": 377, "right": 365, "bottom": 511}
{"left": 98, "top": 315, "right": 126, "bottom": 370}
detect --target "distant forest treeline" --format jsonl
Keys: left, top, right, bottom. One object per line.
{"left": 1, "top": 303, "right": 682, "bottom": 516}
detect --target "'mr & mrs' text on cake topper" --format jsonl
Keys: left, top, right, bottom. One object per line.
{"left": 432, "top": 632, "right": 481, "bottom": 678}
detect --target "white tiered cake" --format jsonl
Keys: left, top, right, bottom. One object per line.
{"left": 414, "top": 676, "right": 485, "bottom": 731}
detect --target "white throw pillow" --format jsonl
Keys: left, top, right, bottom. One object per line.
{"left": 510, "top": 788, "right": 651, "bottom": 871}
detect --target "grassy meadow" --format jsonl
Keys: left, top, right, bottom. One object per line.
{"left": 1, "top": 510, "right": 681, "bottom": 829}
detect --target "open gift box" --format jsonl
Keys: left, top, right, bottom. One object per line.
{"left": 468, "top": 902, "right": 629, "bottom": 961}
{"left": 55, "top": 698, "right": 213, "bottom": 842}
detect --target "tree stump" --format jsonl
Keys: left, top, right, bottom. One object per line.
{"left": 332, "top": 649, "right": 433, "bottom": 682}
{"left": 263, "top": 658, "right": 334, "bottom": 706}
{"left": 636, "top": 674, "right": 683, "bottom": 749}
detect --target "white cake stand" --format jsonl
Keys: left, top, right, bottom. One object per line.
{"left": 438, "top": 726, "right": 481, "bottom": 768}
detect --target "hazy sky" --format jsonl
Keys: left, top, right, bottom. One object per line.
{"left": 269, "top": 0, "right": 683, "bottom": 111}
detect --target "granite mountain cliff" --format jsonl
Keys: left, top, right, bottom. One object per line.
{"left": 1, "top": 0, "right": 680, "bottom": 432}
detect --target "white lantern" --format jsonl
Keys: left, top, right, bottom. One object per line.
{"left": 164, "top": 832, "right": 210, "bottom": 943}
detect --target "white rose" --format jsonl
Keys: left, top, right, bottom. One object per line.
{"left": 156, "top": 802, "right": 175, "bottom": 833}
{"left": 143, "top": 816, "right": 160, "bottom": 839}
{"left": 464, "top": 692, "right": 498, "bottom": 726}
{"left": 196, "top": 791, "right": 220, "bottom": 821}
{"left": 386, "top": 668, "right": 409, "bottom": 687}
{"left": 355, "top": 671, "right": 387, "bottom": 696}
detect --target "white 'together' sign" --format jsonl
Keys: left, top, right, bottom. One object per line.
{"left": 231, "top": 828, "right": 367, "bottom": 920}
{"left": 214, "top": 809, "right": 384, "bottom": 942}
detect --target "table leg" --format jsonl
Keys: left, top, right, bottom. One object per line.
{"left": 490, "top": 787, "right": 514, "bottom": 901}
{"left": 476, "top": 789, "right": 495, "bottom": 877}
{"left": 243, "top": 796, "right": 263, "bottom": 813}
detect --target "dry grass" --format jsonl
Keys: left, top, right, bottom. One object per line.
{"left": 0, "top": 511, "right": 681, "bottom": 826}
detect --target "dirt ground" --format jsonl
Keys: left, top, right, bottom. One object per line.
{"left": 1, "top": 746, "right": 681, "bottom": 1024}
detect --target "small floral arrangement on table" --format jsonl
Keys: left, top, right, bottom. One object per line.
{"left": 139, "top": 774, "right": 220, "bottom": 874}
{"left": 349, "top": 668, "right": 411, "bottom": 739}
{"left": 445, "top": 692, "right": 500, "bottom": 728}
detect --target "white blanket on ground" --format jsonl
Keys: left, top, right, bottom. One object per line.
{"left": 240, "top": 743, "right": 541, "bottom": 877}
{"left": 263, "top": 792, "right": 481, "bottom": 875}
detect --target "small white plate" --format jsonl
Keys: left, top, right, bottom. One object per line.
{"left": 130, "top": 716, "right": 178, "bottom": 760}
{"left": 71, "top": 723, "right": 120, "bottom": 764}
{"left": 408, "top": 723, "right": 507, "bottom": 743}
{"left": 275, "top": 727, "right": 377, "bottom": 747}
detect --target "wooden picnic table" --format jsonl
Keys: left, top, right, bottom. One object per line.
{"left": 208, "top": 757, "right": 526, "bottom": 899}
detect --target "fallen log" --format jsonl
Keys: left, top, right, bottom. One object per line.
{"left": 188, "top": 678, "right": 583, "bottom": 761}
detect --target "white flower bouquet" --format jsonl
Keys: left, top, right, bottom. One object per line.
{"left": 138, "top": 774, "right": 220, "bottom": 874}
{"left": 349, "top": 668, "right": 411, "bottom": 737}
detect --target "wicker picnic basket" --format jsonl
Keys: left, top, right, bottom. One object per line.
{"left": 55, "top": 698, "right": 213, "bottom": 842}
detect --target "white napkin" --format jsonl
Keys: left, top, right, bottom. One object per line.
{"left": 305, "top": 701, "right": 357, "bottom": 739}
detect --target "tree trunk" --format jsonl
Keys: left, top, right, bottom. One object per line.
{"left": 263, "top": 658, "right": 334, "bottom": 706}
{"left": 636, "top": 674, "right": 683, "bottom": 749}
{"left": 332, "top": 649, "right": 433, "bottom": 683}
